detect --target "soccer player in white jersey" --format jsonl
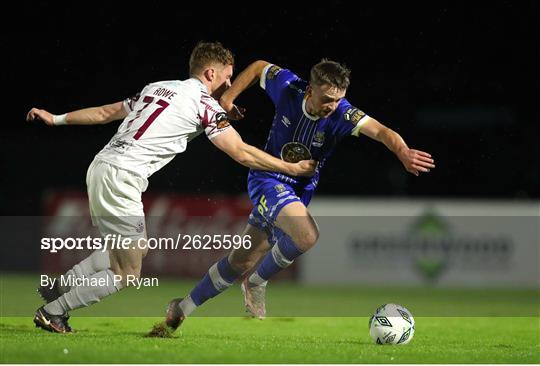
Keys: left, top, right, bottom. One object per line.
{"left": 26, "top": 42, "right": 316, "bottom": 333}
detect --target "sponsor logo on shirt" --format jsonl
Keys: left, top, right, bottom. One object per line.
{"left": 281, "top": 115, "right": 291, "bottom": 127}
{"left": 280, "top": 142, "right": 312, "bottom": 163}
{"left": 109, "top": 139, "right": 133, "bottom": 154}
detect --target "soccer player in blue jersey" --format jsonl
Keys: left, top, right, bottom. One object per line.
{"left": 149, "top": 59, "right": 435, "bottom": 335}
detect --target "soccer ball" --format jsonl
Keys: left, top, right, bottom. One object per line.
{"left": 369, "top": 304, "right": 415, "bottom": 345}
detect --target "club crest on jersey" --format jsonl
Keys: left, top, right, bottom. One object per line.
{"left": 267, "top": 65, "right": 282, "bottom": 80}
{"left": 274, "top": 184, "right": 286, "bottom": 193}
{"left": 344, "top": 107, "right": 366, "bottom": 125}
{"left": 215, "top": 112, "right": 230, "bottom": 129}
{"left": 312, "top": 131, "right": 325, "bottom": 147}
{"left": 280, "top": 142, "right": 312, "bottom": 163}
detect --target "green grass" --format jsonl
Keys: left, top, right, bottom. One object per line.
{"left": 1, "top": 274, "right": 539, "bottom": 363}
{"left": 1, "top": 317, "right": 539, "bottom": 363}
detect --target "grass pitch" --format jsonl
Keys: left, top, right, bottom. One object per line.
{"left": 1, "top": 274, "right": 539, "bottom": 363}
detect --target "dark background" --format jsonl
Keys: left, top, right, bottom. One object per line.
{"left": 2, "top": 1, "right": 539, "bottom": 215}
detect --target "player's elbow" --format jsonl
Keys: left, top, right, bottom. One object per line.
{"left": 374, "top": 125, "right": 392, "bottom": 142}
{"left": 253, "top": 60, "right": 270, "bottom": 67}
{"left": 98, "top": 103, "right": 125, "bottom": 124}
{"left": 252, "top": 60, "right": 271, "bottom": 75}
{"left": 96, "top": 107, "right": 113, "bottom": 124}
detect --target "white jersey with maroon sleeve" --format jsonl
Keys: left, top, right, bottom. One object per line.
{"left": 94, "top": 78, "right": 231, "bottom": 178}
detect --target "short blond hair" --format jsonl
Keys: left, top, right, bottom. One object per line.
{"left": 310, "top": 59, "right": 351, "bottom": 90}
{"left": 189, "top": 41, "right": 234, "bottom": 76}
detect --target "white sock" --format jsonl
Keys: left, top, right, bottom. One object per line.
{"left": 179, "top": 295, "right": 197, "bottom": 317}
{"left": 44, "top": 269, "right": 123, "bottom": 315}
{"left": 248, "top": 271, "right": 268, "bottom": 287}
{"left": 58, "top": 250, "right": 111, "bottom": 293}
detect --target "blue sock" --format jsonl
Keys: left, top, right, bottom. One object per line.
{"left": 250, "top": 227, "right": 303, "bottom": 285}
{"left": 189, "top": 257, "right": 239, "bottom": 306}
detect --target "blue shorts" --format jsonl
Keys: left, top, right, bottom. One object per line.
{"left": 247, "top": 174, "right": 314, "bottom": 235}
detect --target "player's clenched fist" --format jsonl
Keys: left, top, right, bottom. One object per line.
{"left": 292, "top": 159, "right": 318, "bottom": 177}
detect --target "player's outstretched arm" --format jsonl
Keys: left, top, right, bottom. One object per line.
{"left": 26, "top": 101, "right": 128, "bottom": 126}
{"left": 219, "top": 60, "right": 271, "bottom": 119}
{"left": 359, "top": 117, "right": 435, "bottom": 176}
{"left": 211, "top": 128, "right": 316, "bottom": 177}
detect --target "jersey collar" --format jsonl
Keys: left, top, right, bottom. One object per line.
{"left": 302, "top": 95, "right": 319, "bottom": 121}
{"left": 189, "top": 77, "right": 209, "bottom": 93}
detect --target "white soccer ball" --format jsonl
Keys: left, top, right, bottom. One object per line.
{"left": 369, "top": 303, "right": 415, "bottom": 345}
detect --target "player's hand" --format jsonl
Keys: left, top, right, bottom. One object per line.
{"left": 220, "top": 99, "right": 246, "bottom": 121}
{"left": 291, "top": 159, "right": 318, "bottom": 177}
{"left": 398, "top": 148, "right": 435, "bottom": 176}
{"left": 26, "top": 108, "right": 55, "bottom": 126}
{"left": 228, "top": 104, "right": 246, "bottom": 121}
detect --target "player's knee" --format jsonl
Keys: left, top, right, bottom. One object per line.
{"left": 115, "top": 261, "right": 142, "bottom": 280}
{"left": 295, "top": 227, "right": 319, "bottom": 251}
{"left": 122, "top": 248, "right": 144, "bottom": 267}
{"left": 126, "top": 263, "right": 142, "bottom": 278}
{"left": 114, "top": 266, "right": 141, "bottom": 287}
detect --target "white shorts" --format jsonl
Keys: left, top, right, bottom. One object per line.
{"left": 86, "top": 158, "right": 148, "bottom": 240}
